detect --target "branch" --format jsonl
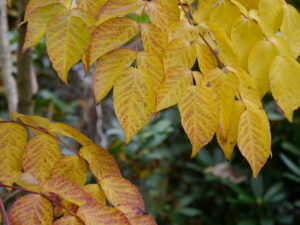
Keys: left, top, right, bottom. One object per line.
{"left": 0, "top": 195, "right": 10, "bottom": 225}
{"left": 177, "top": 0, "right": 224, "bottom": 68}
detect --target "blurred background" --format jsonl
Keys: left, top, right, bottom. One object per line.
{"left": 1, "top": 0, "right": 300, "bottom": 224}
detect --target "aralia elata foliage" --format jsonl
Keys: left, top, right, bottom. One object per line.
{"left": 1, "top": 0, "right": 300, "bottom": 224}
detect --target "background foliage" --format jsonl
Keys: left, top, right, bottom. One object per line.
{"left": 0, "top": 0, "right": 300, "bottom": 225}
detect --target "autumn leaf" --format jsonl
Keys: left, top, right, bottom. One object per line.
{"left": 188, "top": 0, "right": 218, "bottom": 24}
{"left": 23, "top": 134, "right": 61, "bottom": 184}
{"left": 113, "top": 67, "right": 155, "bottom": 143}
{"left": 93, "top": 49, "right": 136, "bottom": 103}
{"left": 83, "top": 184, "right": 106, "bottom": 204}
{"left": 179, "top": 84, "right": 218, "bottom": 157}
{"left": 9, "top": 194, "right": 53, "bottom": 225}
{"left": 168, "top": 19, "right": 199, "bottom": 42}
{"left": 129, "top": 214, "right": 158, "bottom": 225}
{"left": 53, "top": 216, "right": 83, "bottom": 225}
{"left": 24, "top": 0, "right": 59, "bottom": 21}
{"left": 195, "top": 43, "right": 218, "bottom": 74}
{"left": 77, "top": 0, "right": 106, "bottom": 19}
{"left": 14, "top": 172, "right": 41, "bottom": 192}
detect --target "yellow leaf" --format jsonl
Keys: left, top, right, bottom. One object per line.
{"left": 137, "top": 51, "right": 165, "bottom": 93}
{"left": 98, "top": 0, "right": 144, "bottom": 24}
{"left": 231, "top": 17, "right": 263, "bottom": 70}
{"left": 164, "top": 38, "right": 192, "bottom": 72}
{"left": 233, "top": 0, "right": 258, "bottom": 10}
{"left": 203, "top": 21, "right": 238, "bottom": 66}
{"left": 269, "top": 55, "right": 300, "bottom": 122}
{"left": 70, "top": 8, "right": 97, "bottom": 29}
{"left": 83, "top": 184, "right": 106, "bottom": 204}
{"left": 217, "top": 101, "right": 245, "bottom": 160}
{"left": 79, "top": 144, "right": 122, "bottom": 179}
{"left": 270, "top": 36, "right": 293, "bottom": 58}
{"left": 229, "top": 0, "right": 249, "bottom": 17}
{"left": 46, "top": 12, "right": 90, "bottom": 84}
{"left": 11, "top": 112, "right": 51, "bottom": 135}
{"left": 23, "top": 3, "right": 66, "bottom": 51}
{"left": 237, "top": 108, "right": 271, "bottom": 178}
{"left": 281, "top": 4, "right": 300, "bottom": 58}
{"left": 156, "top": 66, "right": 193, "bottom": 112}
{"left": 140, "top": 22, "right": 168, "bottom": 60}
{"left": 85, "top": 17, "right": 139, "bottom": 72}
{"left": 100, "top": 176, "right": 145, "bottom": 214}
{"left": 188, "top": 0, "right": 218, "bottom": 24}
{"left": 93, "top": 49, "right": 136, "bottom": 103}
{"left": 195, "top": 43, "right": 218, "bottom": 74}
{"left": 53, "top": 216, "right": 83, "bottom": 225}
{"left": 248, "top": 39, "right": 278, "bottom": 98}
{"left": 113, "top": 67, "right": 155, "bottom": 143}
{"left": 14, "top": 172, "right": 41, "bottom": 192}
{"left": 9, "top": 194, "right": 53, "bottom": 225}
{"left": 179, "top": 84, "right": 218, "bottom": 157}
{"left": 146, "top": 0, "right": 180, "bottom": 32}
{"left": 77, "top": 201, "right": 131, "bottom": 225}
{"left": 50, "top": 155, "right": 87, "bottom": 187}
{"left": 209, "top": 0, "right": 241, "bottom": 37}
{"left": 42, "top": 177, "right": 94, "bottom": 206}
{"left": 203, "top": 68, "right": 238, "bottom": 141}
{"left": 168, "top": 19, "right": 199, "bottom": 42}
{"left": 24, "top": 0, "right": 59, "bottom": 21}
{"left": 256, "top": 0, "right": 283, "bottom": 38}
{"left": 0, "top": 122, "right": 27, "bottom": 183}
{"left": 48, "top": 122, "right": 93, "bottom": 145}
{"left": 23, "top": 134, "right": 61, "bottom": 184}
{"left": 129, "top": 215, "right": 158, "bottom": 225}
{"left": 77, "top": 0, "right": 106, "bottom": 19}
{"left": 228, "top": 66, "right": 262, "bottom": 109}
{"left": 192, "top": 71, "right": 204, "bottom": 86}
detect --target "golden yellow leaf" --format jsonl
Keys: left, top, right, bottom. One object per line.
{"left": 137, "top": 51, "right": 165, "bottom": 93}
{"left": 23, "top": 134, "right": 61, "bottom": 184}
{"left": 85, "top": 17, "right": 139, "bottom": 72}
{"left": 209, "top": 0, "right": 241, "bottom": 37}
{"left": 203, "top": 68, "right": 238, "bottom": 141}
{"left": 248, "top": 39, "right": 278, "bottom": 98}
{"left": 237, "top": 108, "right": 271, "bottom": 178}
{"left": 48, "top": 122, "right": 93, "bottom": 146}
{"left": 11, "top": 112, "right": 51, "bottom": 135}
{"left": 146, "top": 0, "right": 180, "bottom": 32}
{"left": 231, "top": 17, "right": 263, "bottom": 70}
{"left": 70, "top": 8, "right": 97, "bottom": 29}
{"left": 53, "top": 216, "right": 83, "bottom": 225}
{"left": 281, "top": 3, "right": 300, "bottom": 58}
{"left": 195, "top": 43, "right": 218, "bottom": 74}
{"left": 113, "top": 67, "right": 155, "bottom": 143}
{"left": 229, "top": 0, "right": 249, "bottom": 17}
{"left": 23, "top": 4, "right": 66, "bottom": 51}
{"left": 203, "top": 21, "right": 238, "bottom": 66}
{"left": 50, "top": 155, "right": 87, "bottom": 187}
{"left": 0, "top": 122, "right": 27, "bottom": 183}
{"left": 179, "top": 84, "right": 218, "bottom": 157}
{"left": 164, "top": 38, "right": 192, "bottom": 72}
{"left": 140, "top": 22, "right": 168, "bottom": 60}
{"left": 256, "top": 0, "right": 283, "bottom": 38}
{"left": 77, "top": 0, "right": 106, "bottom": 19}
{"left": 270, "top": 36, "right": 293, "bottom": 58}
{"left": 189, "top": 0, "right": 218, "bottom": 24}
{"left": 83, "top": 184, "right": 106, "bottom": 204}
{"left": 24, "top": 0, "right": 59, "bottom": 21}
{"left": 168, "top": 19, "right": 199, "bottom": 42}
{"left": 217, "top": 101, "right": 245, "bottom": 160}
{"left": 129, "top": 214, "right": 158, "bottom": 225}
{"left": 93, "top": 49, "right": 136, "bottom": 103}
{"left": 77, "top": 201, "right": 131, "bottom": 225}
{"left": 79, "top": 144, "right": 122, "bottom": 179}
{"left": 43, "top": 177, "right": 94, "bottom": 206}
{"left": 156, "top": 66, "right": 193, "bottom": 112}
{"left": 192, "top": 71, "right": 204, "bottom": 86}
{"left": 9, "top": 194, "right": 53, "bottom": 225}
{"left": 46, "top": 12, "right": 90, "bottom": 84}
{"left": 14, "top": 172, "right": 41, "bottom": 192}
{"left": 269, "top": 55, "right": 300, "bottom": 122}
{"left": 100, "top": 176, "right": 145, "bottom": 213}
{"left": 98, "top": 0, "right": 144, "bottom": 24}
{"left": 234, "top": 0, "right": 258, "bottom": 10}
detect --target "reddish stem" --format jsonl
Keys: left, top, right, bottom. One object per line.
{"left": 0, "top": 184, "right": 40, "bottom": 195}
{"left": 0, "top": 196, "right": 10, "bottom": 225}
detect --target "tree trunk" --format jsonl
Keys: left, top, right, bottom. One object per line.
{"left": 0, "top": 0, "right": 18, "bottom": 113}
{"left": 17, "top": 0, "right": 34, "bottom": 115}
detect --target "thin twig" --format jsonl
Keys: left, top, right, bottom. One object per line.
{"left": 0, "top": 184, "right": 40, "bottom": 195}
{"left": 178, "top": 0, "right": 224, "bottom": 68}
{"left": 0, "top": 195, "right": 10, "bottom": 225}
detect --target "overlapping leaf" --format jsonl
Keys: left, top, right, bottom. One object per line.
{"left": 168, "top": 19, "right": 199, "bottom": 42}
{"left": 53, "top": 216, "right": 83, "bottom": 225}
{"left": 113, "top": 67, "right": 155, "bottom": 143}
{"left": 23, "top": 134, "right": 61, "bottom": 184}
{"left": 93, "top": 49, "right": 136, "bottom": 103}
{"left": 188, "top": 0, "right": 218, "bottom": 23}
{"left": 9, "top": 194, "right": 53, "bottom": 225}
{"left": 77, "top": 0, "right": 106, "bottom": 19}
{"left": 195, "top": 43, "right": 218, "bottom": 74}
{"left": 83, "top": 184, "right": 106, "bottom": 204}
{"left": 129, "top": 214, "right": 158, "bottom": 225}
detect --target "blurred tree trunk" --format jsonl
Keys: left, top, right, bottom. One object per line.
{"left": 17, "top": 0, "right": 35, "bottom": 115}
{"left": 0, "top": 0, "right": 18, "bottom": 113}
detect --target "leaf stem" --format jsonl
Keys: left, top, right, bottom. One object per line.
{"left": 177, "top": 0, "right": 224, "bottom": 68}
{"left": 0, "top": 195, "right": 10, "bottom": 225}
{"left": 0, "top": 184, "right": 40, "bottom": 194}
